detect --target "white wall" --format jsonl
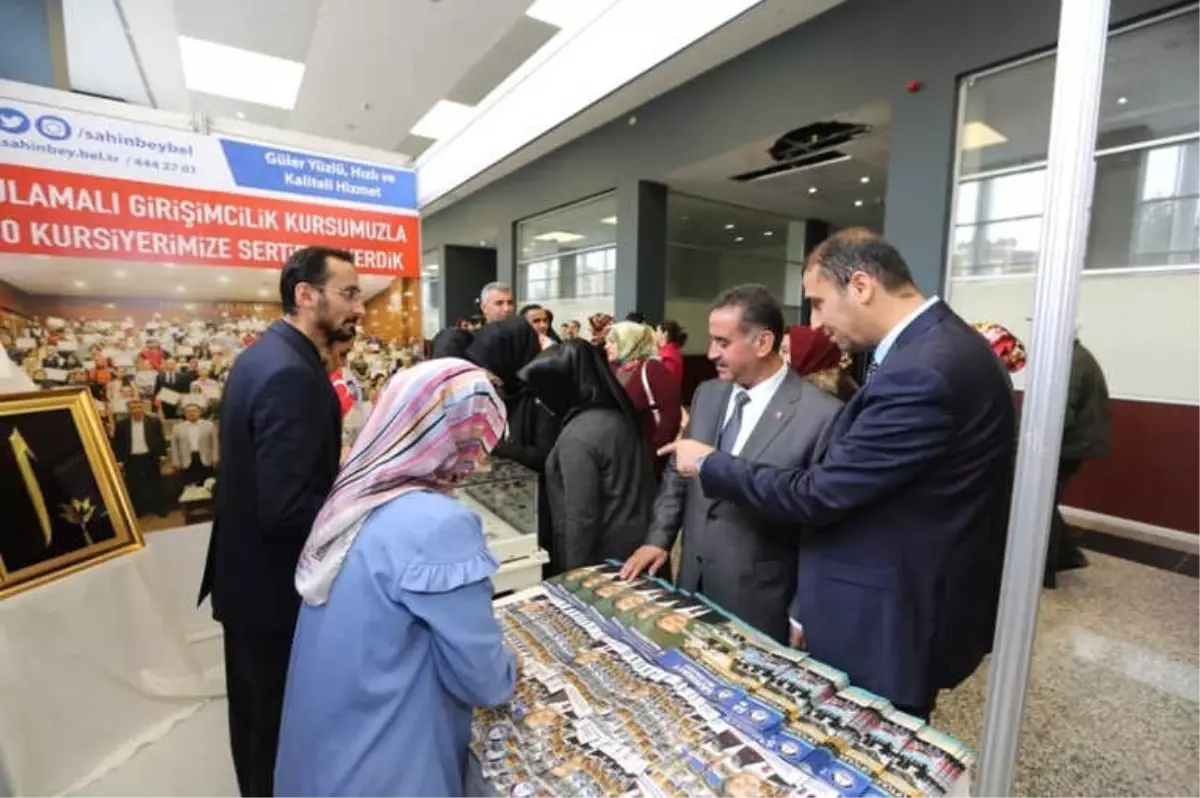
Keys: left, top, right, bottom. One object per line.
{"left": 947, "top": 268, "right": 1200, "bottom": 404}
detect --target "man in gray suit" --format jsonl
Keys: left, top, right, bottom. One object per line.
{"left": 172, "top": 399, "right": 219, "bottom": 487}
{"left": 622, "top": 285, "right": 841, "bottom": 643}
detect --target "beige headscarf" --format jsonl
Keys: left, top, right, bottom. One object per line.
{"left": 606, "top": 322, "right": 656, "bottom": 364}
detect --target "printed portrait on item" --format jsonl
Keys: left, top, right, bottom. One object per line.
{"left": 0, "top": 389, "right": 143, "bottom": 598}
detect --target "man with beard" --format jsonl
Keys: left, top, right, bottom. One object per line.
{"left": 198, "top": 246, "right": 363, "bottom": 797}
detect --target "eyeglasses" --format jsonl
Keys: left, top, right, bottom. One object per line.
{"left": 319, "top": 285, "right": 362, "bottom": 301}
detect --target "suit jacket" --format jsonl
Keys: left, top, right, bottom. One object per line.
{"left": 647, "top": 367, "right": 841, "bottom": 643}
{"left": 112, "top": 416, "right": 167, "bottom": 462}
{"left": 171, "top": 419, "right": 218, "bottom": 469}
{"left": 154, "top": 371, "right": 192, "bottom": 418}
{"left": 700, "top": 301, "right": 1016, "bottom": 706}
{"left": 198, "top": 321, "right": 341, "bottom": 633}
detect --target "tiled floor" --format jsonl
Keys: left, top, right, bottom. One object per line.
{"left": 933, "top": 551, "right": 1200, "bottom": 797}
{"left": 70, "top": 551, "right": 1198, "bottom": 797}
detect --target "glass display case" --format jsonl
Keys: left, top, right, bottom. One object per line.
{"left": 454, "top": 457, "right": 547, "bottom": 592}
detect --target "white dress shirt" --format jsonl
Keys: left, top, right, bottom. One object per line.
{"left": 185, "top": 421, "right": 202, "bottom": 455}
{"left": 718, "top": 358, "right": 789, "bottom": 455}
{"left": 129, "top": 419, "right": 149, "bottom": 455}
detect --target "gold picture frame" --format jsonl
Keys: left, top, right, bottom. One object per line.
{"left": 0, "top": 388, "right": 143, "bottom": 600}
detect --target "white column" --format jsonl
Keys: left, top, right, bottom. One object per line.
{"left": 974, "top": 0, "right": 1111, "bottom": 794}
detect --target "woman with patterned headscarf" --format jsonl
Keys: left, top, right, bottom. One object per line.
{"left": 604, "top": 321, "right": 682, "bottom": 477}
{"left": 277, "top": 359, "right": 517, "bottom": 797}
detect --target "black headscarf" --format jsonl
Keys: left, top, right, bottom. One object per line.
{"left": 465, "top": 317, "right": 541, "bottom": 393}
{"left": 519, "top": 339, "right": 639, "bottom": 427}
{"left": 431, "top": 327, "right": 474, "bottom": 360}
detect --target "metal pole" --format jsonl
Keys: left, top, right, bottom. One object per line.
{"left": 974, "top": 0, "right": 1110, "bottom": 794}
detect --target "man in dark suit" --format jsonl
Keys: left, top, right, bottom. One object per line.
{"left": 621, "top": 285, "right": 841, "bottom": 643}
{"left": 111, "top": 398, "right": 169, "bottom": 517}
{"left": 198, "top": 246, "right": 363, "bottom": 797}
{"left": 153, "top": 358, "right": 191, "bottom": 420}
{"left": 664, "top": 229, "right": 1016, "bottom": 719}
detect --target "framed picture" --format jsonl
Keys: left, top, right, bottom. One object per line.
{"left": 0, "top": 388, "right": 143, "bottom": 600}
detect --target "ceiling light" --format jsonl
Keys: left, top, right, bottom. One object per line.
{"left": 175, "top": 285, "right": 186, "bottom": 293}
{"left": 73, "top": 280, "right": 86, "bottom": 288}
{"left": 217, "top": 275, "right": 230, "bottom": 284}
{"left": 854, "top": 200, "right": 864, "bottom": 207}
{"left": 763, "top": 230, "right": 774, "bottom": 237}
{"left": 734, "top": 236, "right": 744, "bottom": 243}
{"left": 103, "top": 303, "right": 116, "bottom": 309}
{"left": 236, "top": 111, "right": 246, "bottom": 119}
{"left": 532, "top": 231, "right": 585, "bottom": 243}
{"left": 114, "top": 270, "right": 126, "bottom": 278}
{"left": 178, "top": 36, "right": 306, "bottom": 110}
{"left": 808, "top": 187, "right": 819, "bottom": 195}
{"left": 1117, "top": 96, "right": 1128, "bottom": 105}
{"left": 724, "top": 223, "right": 735, "bottom": 230}
{"left": 257, "top": 288, "right": 269, "bottom": 298}
{"left": 961, "top": 120, "right": 1008, "bottom": 150}
{"left": 525, "top": 0, "right": 607, "bottom": 29}
{"left": 410, "top": 99, "right": 475, "bottom": 140}
{"left": 600, "top": 216, "right": 618, "bottom": 225}
{"left": 860, "top": 176, "right": 871, "bottom": 184}
{"left": 163, "top": 262, "right": 177, "bottom": 269}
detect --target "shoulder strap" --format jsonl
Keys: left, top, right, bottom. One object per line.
{"left": 640, "top": 361, "right": 662, "bottom": 427}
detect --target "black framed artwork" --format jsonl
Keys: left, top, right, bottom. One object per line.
{"left": 0, "top": 388, "right": 143, "bottom": 599}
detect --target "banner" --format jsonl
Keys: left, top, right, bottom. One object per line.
{"left": 0, "top": 95, "right": 419, "bottom": 275}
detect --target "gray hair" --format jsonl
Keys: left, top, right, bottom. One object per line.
{"left": 480, "top": 282, "right": 512, "bottom": 303}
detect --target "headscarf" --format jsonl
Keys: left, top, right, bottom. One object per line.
{"left": 787, "top": 325, "right": 842, "bottom": 375}
{"left": 588, "top": 313, "right": 614, "bottom": 344}
{"left": 519, "top": 339, "right": 639, "bottom": 428}
{"left": 431, "top": 327, "right": 474, "bottom": 360}
{"left": 295, "top": 359, "right": 506, "bottom": 605}
{"left": 973, "top": 321, "right": 1027, "bottom": 374}
{"left": 465, "top": 316, "right": 541, "bottom": 392}
{"left": 606, "top": 321, "right": 656, "bottom": 364}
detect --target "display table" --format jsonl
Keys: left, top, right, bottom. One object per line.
{"left": 474, "top": 569, "right": 975, "bottom": 798}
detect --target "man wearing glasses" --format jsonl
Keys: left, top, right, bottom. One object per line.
{"left": 199, "top": 246, "right": 364, "bottom": 797}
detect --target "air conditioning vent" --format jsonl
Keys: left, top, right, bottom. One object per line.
{"left": 731, "top": 121, "right": 870, "bottom": 183}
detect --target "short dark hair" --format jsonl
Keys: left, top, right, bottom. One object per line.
{"left": 806, "top": 228, "right": 914, "bottom": 292}
{"left": 280, "top": 246, "right": 354, "bottom": 315}
{"left": 519, "top": 303, "right": 545, "bottom": 317}
{"left": 658, "top": 319, "right": 688, "bottom": 348}
{"left": 712, "top": 284, "right": 784, "bottom": 353}
{"left": 624, "top": 311, "right": 648, "bottom": 324}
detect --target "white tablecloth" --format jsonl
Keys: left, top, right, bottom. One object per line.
{"left": 0, "top": 524, "right": 223, "bottom": 797}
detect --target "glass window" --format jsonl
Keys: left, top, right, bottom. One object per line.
{"left": 516, "top": 193, "right": 617, "bottom": 322}
{"left": 420, "top": 248, "right": 440, "bottom": 341}
{"left": 949, "top": 9, "right": 1199, "bottom": 277}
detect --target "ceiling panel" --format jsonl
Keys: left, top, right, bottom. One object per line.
{"left": 445, "top": 15, "right": 559, "bottom": 106}
{"left": 173, "top": 0, "right": 323, "bottom": 62}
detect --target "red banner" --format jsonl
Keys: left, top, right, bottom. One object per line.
{"left": 0, "top": 163, "right": 420, "bottom": 276}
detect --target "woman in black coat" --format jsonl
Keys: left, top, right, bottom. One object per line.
{"left": 519, "top": 340, "right": 656, "bottom": 574}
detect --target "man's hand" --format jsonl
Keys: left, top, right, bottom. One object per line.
{"left": 788, "top": 621, "right": 807, "bottom": 650}
{"left": 657, "top": 439, "right": 715, "bottom": 478}
{"left": 621, "top": 545, "right": 669, "bottom": 580}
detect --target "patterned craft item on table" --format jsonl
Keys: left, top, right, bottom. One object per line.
{"left": 294, "top": 358, "right": 506, "bottom": 605}
{"left": 972, "top": 321, "right": 1027, "bottom": 374}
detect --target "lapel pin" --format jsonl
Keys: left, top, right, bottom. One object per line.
{"left": 775, "top": 411, "right": 783, "bottom": 420}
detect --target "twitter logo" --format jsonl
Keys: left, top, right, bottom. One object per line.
{"left": 0, "top": 107, "right": 31, "bottom": 135}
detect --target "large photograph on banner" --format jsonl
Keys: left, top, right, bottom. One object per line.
{"left": 0, "top": 388, "right": 143, "bottom": 599}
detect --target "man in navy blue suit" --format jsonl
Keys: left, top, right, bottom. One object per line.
{"left": 198, "top": 246, "right": 364, "bottom": 797}
{"left": 663, "top": 229, "right": 1015, "bottom": 719}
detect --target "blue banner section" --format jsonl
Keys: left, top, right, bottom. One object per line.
{"left": 218, "top": 138, "right": 417, "bottom": 211}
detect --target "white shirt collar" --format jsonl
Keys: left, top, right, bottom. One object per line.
{"left": 873, "top": 295, "right": 940, "bottom": 366}
{"left": 735, "top": 357, "right": 789, "bottom": 403}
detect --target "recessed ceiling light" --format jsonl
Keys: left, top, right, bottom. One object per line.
{"left": 854, "top": 199, "right": 864, "bottom": 207}
{"left": 236, "top": 111, "right": 246, "bottom": 120}
{"left": 1117, "top": 96, "right": 1128, "bottom": 105}
{"left": 178, "top": 36, "right": 306, "bottom": 110}
{"left": 103, "top": 303, "right": 116, "bottom": 309}
{"left": 526, "top": 0, "right": 596, "bottom": 28}
{"left": 73, "top": 280, "right": 86, "bottom": 288}
{"left": 257, "top": 288, "right": 269, "bottom": 298}
{"left": 600, "top": 216, "right": 618, "bottom": 225}
{"left": 532, "top": 231, "right": 585, "bottom": 243}
{"left": 114, "top": 270, "right": 126, "bottom": 278}
{"left": 734, "top": 236, "right": 744, "bottom": 243}
{"left": 808, "top": 187, "right": 819, "bottom": 195}
{"left": 724, "top": 223, "right": 735, "bottom": 230}
{"left": 410, "top": 99, "right": 475, "bottom": 140}
{"left": 479, "top": 240, "right": 488, "bottom": 246}
{"left": 860, "top": 176, "right": 871, "bottom": 184}
{"left": 961, "top": 120, "right": 1008, "bottom": 150}
{"left": 175, "top": 285, "right": 186, "bottom": 293}
{"left": 763, "top": 230, "right": 774, "bottom": 237}
{"left": 217, "top": 275, "right": 230, "bottom": 284}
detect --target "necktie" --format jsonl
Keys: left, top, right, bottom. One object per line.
{"left": 717, "top": 391, "right": 751, "bottom": 453}
{"left": 865, "top": 358, "right": 880, "bottom": 382}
